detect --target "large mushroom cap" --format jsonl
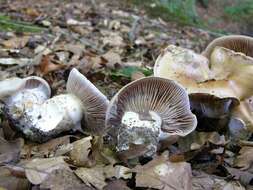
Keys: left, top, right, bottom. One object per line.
{"left": 154, "top": 45, "right": 240, "bottom": 118}
{"left": 203, "top": 35, "right": 253, "bottom": 132}
{"left": 105, "top": 76, "right": 197, "bottom": 157}
{"left": 202, "top": 35, "right": 253, "bottom": 59}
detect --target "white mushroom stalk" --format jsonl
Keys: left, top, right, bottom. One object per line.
{"left": 0, "top": 68, "right": 109, "bottom": 142}
{"left": 105, "top": 77, "right": 197, "bottom": 157}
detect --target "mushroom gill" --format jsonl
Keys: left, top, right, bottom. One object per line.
{"left": 105, "top": 77, "right": 197, "bottom": 157}
{"left": 202, "top": 35, "right": 253, "bottom": 59}
{"left": 0, "top": 68, "right": 109, "bottom": 142}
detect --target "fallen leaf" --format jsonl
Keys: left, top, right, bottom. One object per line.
{"left": 132, "top": 153, "right": 192, "bottom": 190}
{"left": 0, "top": 58, "right": 31, "bottom": 65}
{"left": 40, "top": 169, "right": 94, "bottom": 190}
{"left": 24, "top": 8, "right": 40, "bottom": 17}
{"left": 0, "top": 137, "right": 23, "bottom": 165}
{"left": 25, "top": 156, "right": 69, "bottom": 185}
{"left": 192, "top": 170, "right": 239, "bottom": 190}
{"left": 234, "top": 146, "right": 253, "bottom": 170}
{"left": 69, "top": 136, "right": 93, "bottom": 167}
{"left": 213, "top": 181, "right": 246, "bottom": 190}
{"left": 66, "top": 18, "right": 91, "bottom": 26}
{"left": 102, "top": 50, "right": 121, "bottom": 69}
{"left": 22, "top": 136, "right": 71, "bottom": 158}
{"left": 75, "top": 166, "right": 107, "bottom": 190}
{"left": 178, "top": 131, "right": 226, "bottom": 152}
{"left": 39, "top": 55, "right": 65, "bottom": 75}
{"left": 104, "top": 165, "right": 132, "bottom": 179}
{"left": 226, "top": 166, "right": 253, "bottom": 186}
{"left": 1, "top": 36, "right": 29, "bottom": 49}
{"left": 0, "top": 167, "right": 30, "bottom": 190}
{"left": 102, "top": 32, "right": 125, "bottom": 47}
{"left": 103, "top": 180, "right": 131, "bottom": 190}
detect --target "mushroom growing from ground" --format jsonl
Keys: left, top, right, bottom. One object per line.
{"left": 154, "top": 36, "right": 253, "bottom": 133}
{"left": 0, "top": 68, "right": 109, "bottom": 142}
{"left": 202, "top": 35, "right": 253, "bottom": 133}
{"left": 154, "top": 45, "right": 239, "bottom": 121}
{"left": 105, "top": 77, "right": 197, "bottom": 158}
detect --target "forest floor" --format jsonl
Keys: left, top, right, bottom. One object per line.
{"left": 0, "top": 0, "right": 252, "bottom": 190}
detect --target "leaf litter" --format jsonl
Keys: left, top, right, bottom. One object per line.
{"left": 0, "top": 0, "right": 252, "bottom": 190}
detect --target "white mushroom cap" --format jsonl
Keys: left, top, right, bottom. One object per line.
{"left": 105, "top": 76, "right": 197, "bottom": 157}
{"left": 154, "top": 45, "right": 240, "bottom": 118}
{"left": 67, "top": 68, "right": 109, "bottom": 135}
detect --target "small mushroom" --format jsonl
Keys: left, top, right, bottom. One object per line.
{"left": 1, "top": 68, "right": 109, "bottom": 142}
{"left": 105, "top": 77, "right": 197, "bottom": 158}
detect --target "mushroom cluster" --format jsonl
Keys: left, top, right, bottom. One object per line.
{"left": 0, "top": 68, "right": 109, "bottom": 142}
{"left": 154, "top": 35, "right": 253, "bottom": 137}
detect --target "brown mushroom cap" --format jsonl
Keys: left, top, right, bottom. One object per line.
{"left": 105, "top": 76, "right": 197, "bottom": 156}
{"left": 202, "top": 35, "right": 253, "bottom": 59}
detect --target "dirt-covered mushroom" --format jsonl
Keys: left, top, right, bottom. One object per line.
{"left": 105, "top": 77, "right": 197, "bottom": 158}
{"left": 0, "top": 68, "right": 109, "bottom": 142}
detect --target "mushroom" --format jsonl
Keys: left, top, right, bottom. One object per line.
{"left": 202, "top": 35, "right": 253, "bottom": 132}
{"left": 202, "top": 35, "right": 253, "bottom": 59}
{"left": 105, "top": 77, "right": 197, "bottom": 158}
{"left": 154, "top": 45, "right": 240, "bottom": 121}
{"left": 0, "top": 68, "right": 109, "bottom": 142}
{"left": 154, "top": 41, "right": 253, "bottom": 132}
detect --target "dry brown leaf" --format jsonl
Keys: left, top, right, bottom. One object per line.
{"left": 102, "top": 32, "right": 125, "bottom": 47}
{"left": 178, "top": 131, "right": 226, "bottom": 152}
{"left": 39, "top": 55, "right": 65, "bottom": 75}
{"left": 213, "top": 181, "right": 246, "bottom": 190}
{"left": 102, "top": 50, "right": 121, "bottom": 69}
{"left": 132, "top": 154, "right": 192, "bottom": 190}
{"left": 103, "top": 165, "right": 132, "bottom": 179}
{"left": 226, "top": 166, "right": 253, "bottom": 186}
{"left": 0, "top": 137, "right": 24, "bottom": 165}
{"left": 22, "top": 136, "right": 70, "bottom": 158}
{"left": 25, "top": 156, "right": 69, "bottom": 185}
{"left": 234, "top": 146, "right": 253, "bottom": 170}
{"left": 103, "top": 180, "right": 131, "bottom": 190}
{"left": 40, "top": 169, "right": 94, "bottom": 190}
{"left": 192, "top": 171, "right": 245, "bottom": 190}
{"left": 24, "top": 8, "right": 40, "bottom": 17}
{"left": 75, "top": 166, "right": 107, "bottom": 190}
{"left": 0, "top": 167, "right": 30, "bottom": 190}
{"left": 1, "top": 36, "right": 29, "bottom": 49}
{"left": 69, "top": 136, "right": 93, "bottom": 167}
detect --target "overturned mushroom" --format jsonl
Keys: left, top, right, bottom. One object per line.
{"left": 105, "top": 77, "right": 197, "bottom": 158}
{"left": 0, "top": 68, "right": 109, "bottom": 142}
